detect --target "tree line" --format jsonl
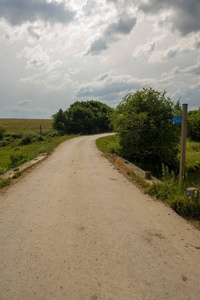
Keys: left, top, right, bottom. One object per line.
{"left": 52, "top": 100, "right": 113, "bottom": 135}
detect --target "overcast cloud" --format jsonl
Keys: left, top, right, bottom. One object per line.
{"left": 0, "top": 0, "right": 199, "bottom": 118}
{"left": 0, "top": 0, "right": 76, "bottom": 25}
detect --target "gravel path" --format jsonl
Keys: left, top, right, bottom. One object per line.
{"left": 0, "top": 134, "right": 200, "bottom": 300}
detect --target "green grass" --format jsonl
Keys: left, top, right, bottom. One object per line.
{"left": 145, "top": 166, "right": 200, "bottom": 220}
{"left": 0, "top": 178, "right": 11, "bottom": 189}
{"left": 0, "top": 119, "right": 78, "bottom": 176}
{"left": 0, "top": 118, "right": 53, "bottom": 133}
{"left": 97, "top": 135, "right": 200, "bottom": 174}
{"left": 186, "top": 140, "right": 200, "bottom": 171}
{"left": 0, "top": 135, "right": 77, "bottom": 174}
{"left": 185, "top": 140, "right": 200, "bottom": 191}
{"left": 96, "top": 135, "right": 121, "bottom": 155}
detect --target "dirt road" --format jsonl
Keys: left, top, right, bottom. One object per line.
{"left": 0, "top": 134, "right": 200, "bottom": 300}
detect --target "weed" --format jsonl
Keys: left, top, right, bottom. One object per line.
{"left": 0, "top": 166, "right": 6, "bottom": 175}
{"left": 0, "top": 127, "right": 6, "bottom": 140}
{"left": 145, "top": 165, "right": 200, "bottom": 220}
{"left": 20, "top": 134, "right": 34, "bottom": 145}
{"left": 36, "top": 135, "right": 45, "bottom": 142}
{"left": 12, "top": 171, "right": 22, "bottom": 179}
{"left": 9, "top": 153, "right": 27, "bottom": 169}
{"left": 0, "top": 178, "right": 11, "bottom": 188}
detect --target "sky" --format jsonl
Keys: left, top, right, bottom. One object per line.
{"left": 0, "top": 0, "right": 199, "bottom": 119}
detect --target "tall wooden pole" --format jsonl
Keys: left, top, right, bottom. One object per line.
{"left": 179, "top": 104, "right": 188, "bottom": 180}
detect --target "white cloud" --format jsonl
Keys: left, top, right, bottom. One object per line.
{"left": 17, "top": 45, "right": 61, "bottom": 71}
{"left": 132, "top": 31, "right": 200, "bottom": 63}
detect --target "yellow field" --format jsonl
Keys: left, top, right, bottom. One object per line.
{"left": 0, "top": 119, "right": 53, "bottom": 133}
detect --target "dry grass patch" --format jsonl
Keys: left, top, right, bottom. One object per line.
{"left": 0, "top": 118, "right": 53, "bottom": 133}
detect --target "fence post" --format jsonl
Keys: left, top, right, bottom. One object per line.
{"left": 179, "top": 104, "right": 188, "bottom": 180}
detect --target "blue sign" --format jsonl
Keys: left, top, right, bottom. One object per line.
{"left": 186, "top": 189, "right": 192, "bottom": 197}
{"left": 171, "top": 116, "right": 182, "bottom": 125}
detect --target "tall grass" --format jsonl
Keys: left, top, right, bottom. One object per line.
{"left": 146, "top": 165, "right": 200, "bottom": 220}
{"left": 96, "top": 135, "right": 122, "bottom": 155}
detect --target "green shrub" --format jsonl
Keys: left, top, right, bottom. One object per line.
{"left": 9, "top": 153, "right": 27, "bottom": 168}
{"left": 188, "top": 108, "right": 200, "bottom": 142}
{"left": 0, "top": 127, "right": 6, "bottom": 140}
{"left": 42, "top": 130, "right": 59, "bottom": 137}
{"left": 36, "top": 135, "right": 45, "bottom": 142}
{"left": 113, "top": 88, "right": 181, "bottom": 174}
{"left": 0, "top": 140, "right": 8, "bottom": 147}
{"left": 0, "top": 166, "right": 7, "bottom": 175}
{"left": 10, "top": 133, "right": 23, "bottom": 139}
{"left": 20, "top": 134, "right": 34, "bottom": 145}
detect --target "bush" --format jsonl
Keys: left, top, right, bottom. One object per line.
{"left": 20, "top": 134, "right": 34, "bottom": 145}
{"left": 113, "top": 88, "right": 181, "bottom": 174}
{"left": 36, "top": 135, "right": 45, "bottom": 142}
{"left": 187, "top": 108, "right": 200, "bottom": 141}
{"left": 10, "top": 133, "right": 23, "bottom": 139}
{"left": 0, "top": 127, "right": 6, "bottom": 140}
{"left": 0, "top": 140, "right": 8, "bottom": 147}
{"left": 0, "top": 166, "right": 7, "bottom": 175}
{"left": 9, "top": 153, "right": 27, "bottom": 169}
{"left": 42, "top": 130, "right": 59, "bottom": 137}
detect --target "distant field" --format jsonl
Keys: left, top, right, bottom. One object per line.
{"left": 0, "top": 118, "right": 53, "bottom": 133}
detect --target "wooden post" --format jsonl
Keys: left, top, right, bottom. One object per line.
{"left": 179, "top": 104, "right": 188, "bottom": 180}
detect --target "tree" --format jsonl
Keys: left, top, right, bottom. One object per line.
{"left": 52, "top": 100, "right": 113, "bottom": 134}
{"left": 52, "top": 109, "right": 67, "bottom": 134}
{"left": 113, "top": 88, "right": 181, "bottom": 173}
{"left": 187, "top": 108, "right": 200, "bottom": 141}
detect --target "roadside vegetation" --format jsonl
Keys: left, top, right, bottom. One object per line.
{"left": 0, "top": 120, "right": 77, "bottom": 187}
{"left": 96, "top": 88, "right": 200, "bottom": 222}
{"left": 112, "top": 88, "right": 181, "bottom": 175}
{"left": 97, "top": 135, "right": 200, "bottom": 221}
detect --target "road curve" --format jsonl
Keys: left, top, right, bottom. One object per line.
{"left": 0, "top": 134, "right": 200, "bottom": 300}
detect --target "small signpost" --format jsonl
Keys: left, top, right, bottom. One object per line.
{"left": 171, "top": 104, "right": 188, "bottom": 180}
{"left": 171, "top": 116, "right": 182, "bottom": 125}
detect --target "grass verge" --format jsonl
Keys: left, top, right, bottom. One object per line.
{"left": 96, "top": 135, "right": 200, "bottom": 223}
{"left": 0, "top": 134, "right": 78, "bottom": 189}
{"left": 0, "top": 134, "right": 77, "bottom": 172}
